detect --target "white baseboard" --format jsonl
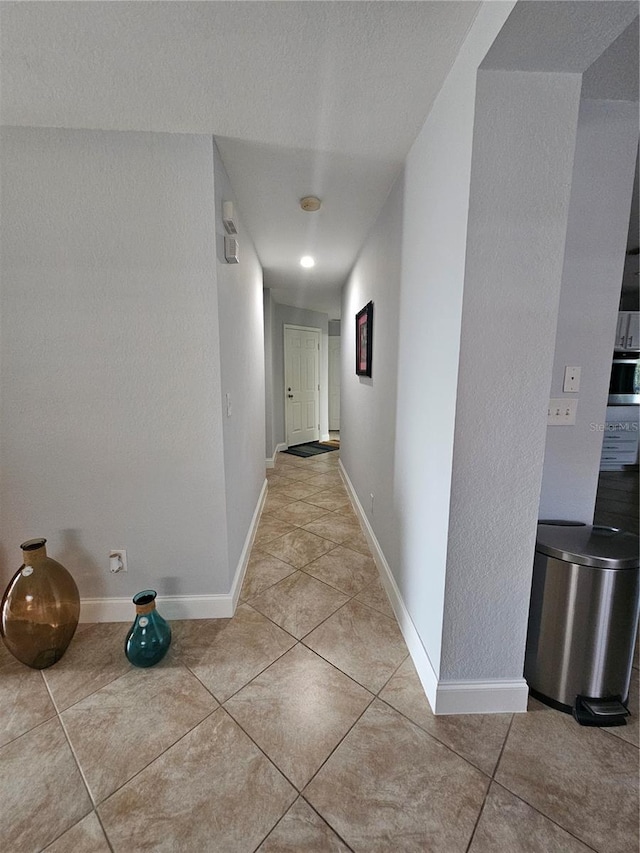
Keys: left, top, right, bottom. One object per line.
{"left": 339, "top": 462, "right": 440, "bottom": 706}
{"left": 435, "top": 679, "right": 529, "bottom": 714}
{"left": 80, "top": 593, "right": 234, "bottom": 623}
{"left": 339, "top": 460, "right": 528, "bottom": 716}
{"left": 229, "top": 478, "right": 267, "bottom": 609}
{"left": 265, "top": 442, "right": 288, "bottom": 468}
{"left": 80, "top": 479, "right": 268, "bottom": 624}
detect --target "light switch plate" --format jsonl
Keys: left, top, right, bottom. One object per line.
{"left": 548, "top": 398, "right": 577, "bottom": 425}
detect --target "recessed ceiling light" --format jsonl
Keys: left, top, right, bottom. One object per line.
{"left": 300, "top": 256, "right": 315, "bottom": 268}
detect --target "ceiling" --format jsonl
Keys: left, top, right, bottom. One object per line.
{"left": 0, "top": 1, "right": 483, "bottom": 318}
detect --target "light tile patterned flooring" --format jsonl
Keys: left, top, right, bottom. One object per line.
{"left": 1, "top": 448, "right": 639, "bottom": 852}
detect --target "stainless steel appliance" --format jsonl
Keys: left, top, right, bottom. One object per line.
{"left": 608, "top": 350, "right": 640, "bottom": 405}
{"left": 525, "top": 523, "right": 639, "bottom": 726}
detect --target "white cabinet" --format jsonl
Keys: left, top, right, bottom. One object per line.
{"left": 626, "top": 312, "right": 639, "bottom": 350}
{"left": 616, "top": 312, "right": 640, "bottom": 350}
{"left": 600, "top": 405, "right": 639, "bottom": 471}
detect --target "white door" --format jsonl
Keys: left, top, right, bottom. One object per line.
{"left": 328, "top": 336, "right": 341, "bottom": 430}
{"left": 284, "top": 325, "right": 320, "bottom": 446}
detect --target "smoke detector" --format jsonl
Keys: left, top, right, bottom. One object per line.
{"left": 300, "top": 196, "right": 321, "bottom": 212}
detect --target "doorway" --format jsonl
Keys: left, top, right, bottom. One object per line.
{"left": 284, "top": 325, "right": 320, "bottom": 446}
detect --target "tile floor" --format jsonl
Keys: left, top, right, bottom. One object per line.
{"left": 1, "top": 448, "right": 639, "bottom": 852}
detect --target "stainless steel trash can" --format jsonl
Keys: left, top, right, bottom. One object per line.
{"left": 525, "top": 523, "right": 639, "bottom": 725}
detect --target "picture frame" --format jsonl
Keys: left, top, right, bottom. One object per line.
{"left": 355, "top": 301, "right": 373, "bottom": 377}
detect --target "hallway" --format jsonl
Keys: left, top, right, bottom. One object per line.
{"left": 2, "top": 449, "right": 638, "bottom": 852}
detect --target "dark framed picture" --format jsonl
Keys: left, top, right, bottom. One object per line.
{"left": 355, "top": 301, "right": 373, "bottom": 377}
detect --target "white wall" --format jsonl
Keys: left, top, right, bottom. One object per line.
{"left": 0, "top": 127, "right": 229, "bottom": 597}
{"left": 538, "top": 98, "right": 639, "bottom": 521}
{"left": 392, "top": 2, "right": 517, "bottom": 678}
{"left": 440, "top": 69, "right": 583, "bottom": 682}
{"left": 212, "top": 140, "right": 266, "bottom": 582}
{"left": 271, "top": 303, "right": 329, "bottom": 443}
{"left": 341, "top": 176, "right": 403, "bottom": 573}
{"left": 341, "top": 1, "right": 632, "bottom": 711}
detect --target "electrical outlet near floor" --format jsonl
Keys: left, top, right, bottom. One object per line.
{"left": 548, "top": 398, "right": 577, "bottom": 426}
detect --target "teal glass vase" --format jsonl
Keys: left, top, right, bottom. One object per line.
{"left": 125, "top": 590, "right": 171, "bottom": 668}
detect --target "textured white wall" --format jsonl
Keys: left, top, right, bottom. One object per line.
{"left": 271, "top": 303, "right": 329, "bottom": 443}
{"left": 341, "top": 176, "right": 403, "bottom": 574}
{"left": 0, "top": 127, "right": 230, "bottom": 596}
{"left": 393, "top": 2, "right": 517, "bottom": 677}
{"left": 440, "top": 69, "right": 583, "bottom": 681}
{"left": 539, "top": 98, "right": 639, "bottom": 521}
{"left": 212, "top": 141, "right": 266, "bottom": 581}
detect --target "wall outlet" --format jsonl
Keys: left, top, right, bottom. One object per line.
{"left": 563, "top": 366, "right": 581, "bottom": 393}
{"left": 548, "top": 398, "right": 577, "bottom": 426}
{"left": 109, "top": 550, "right": 127, "bottom": 573}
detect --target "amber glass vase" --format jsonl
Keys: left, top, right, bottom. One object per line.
{"left": 1, "top": 538, "right": 80, "bottom": 669}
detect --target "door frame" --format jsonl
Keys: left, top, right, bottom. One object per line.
{"left": 284, "top": 324, "right": 321, "bottom": 446}
{"left": 328, "top": 335, "right": 341, "bottom": 431}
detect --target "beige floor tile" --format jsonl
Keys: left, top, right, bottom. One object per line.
{"left": 265, "top": 473, "right": 298, "bottom": 489}
{"left": 379, "top": 657, "right": 512, "bottom": 775}
{"left": 495, "top": 704, "right": 639, "bottom": 852}
{"left": 272, "top": 466, "right": 324, "bottom": 483}
{"left": 249, "top": 571, "right": 349, "bottom": 639}
{"left": 303, "top": 464, "right": 336, "bottom": 476}
{"left": 303, "top": 599, "right": 407, "bottom": 692}
{"left": 342, "top": 531, "right": 372, "bottom": 557}
{"left": 262, "top": 528, "right": 335, "bottom": 569}
{"left": 317, "top": 462, "right": 340, "bottom": 473}
{"left": 275, "top": 454, "right": 310, "bottom": 467}
{"left": 269, "top": 500, "right": 332, "bottom": 527}
{"left": 0, "top": 659, "right": 56, "bottom": 747}
{"left": 268, "top": 481, "right": 323, "bottom": 501}
{"left": 225, "top": 644, "right": 372, "bottom": 789}
{"left": 304, "top": 545, "right": 379, "bottom": 596}
{"left": 62, "top": 664, "right": 217, "bottom": 803}
{"left": 354, "top": 577, "right": 395, "bottom": 619}
{"left": 44, "top": 811, "right": 111, "bottom": 852}
{"left": 240, "top": 550, "right": 297, "bottom": 601}
{"left": 305, "top": 699, "right": 488, "bottom": 852}
{"left": 305, "top": 489, "right": 352, "bottom": 511}
{"left": 262, "top": 491, "right": 296, "bottom": 514}
{"left": 272, "top": 460, "right": 301, "bottom": 475}
{"left": 42, "top": 622, "right": 133, "bottom": 711}
{"left": 305, "top": 472, "right": 344, "bottom": 490}
{"left": 99, "top": 709, "right": 296, "bottom": 853}
{"left": 254, "top": 516, "right": 297, "bottom": 548}
{"left": 257, "top": 798, "right": 351, "bottom": 852}
{"left": 603, "top": 665, "right": 638, "bottom": 746}
{"left": 303, "top": 513, "right": 363, "bottom": 544}
{"left": 333, "top": 503, "right": 359, "bottom": 520}
{"left": 0, "top": 717, "right": 92, "bottom": 852}
{"left": 468, "top": 783, "right": 592, "bottom": 853}
{"left": 172, "top": 604, "right": 296, "bottom": 702}
{"left": 303, "top": 458, "right": 339, "bottom": 473}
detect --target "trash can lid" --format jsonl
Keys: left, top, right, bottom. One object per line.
{"left": 536, "top": 524, "right": 639, "bottom": 569}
